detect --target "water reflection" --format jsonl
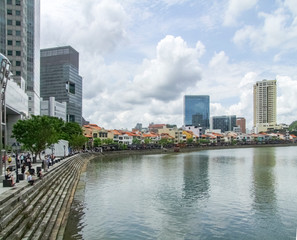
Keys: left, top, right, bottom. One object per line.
{"left": 251, "top": 147, "right": 276, "bottom": 210}
{"left": 182, "top": 154, "right": 209, "bottom": 204}
{"left": 64, "top": 147, "right": 297, "bottom": 240}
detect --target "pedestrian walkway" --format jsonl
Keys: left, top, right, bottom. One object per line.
{"left": 0, "top": 158, "right": 63, "bottom": 196}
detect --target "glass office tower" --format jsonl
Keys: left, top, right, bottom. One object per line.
{"left": 184, "top": 95, "right": 210, "bottom": 128}
{"left": 0, "top": 0, "right": 40, "bottom": 116}
{"left": 211, "top": 115, "right": 236, "bottom": 132}
{"left": 40, "top": 46, "right": 82, "bottom": 125}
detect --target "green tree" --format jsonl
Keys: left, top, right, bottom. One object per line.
{"left": 289, "top": 121, "right": 297, "bottom": 135}
{"left": 102, "top": 138, "right": 114, "bottom": 145}
{"left": 186, "top": 138, "right": 193, "bottom": 144}
{"left": 60, "top": 122, "right": 82, "bottom": 141}
{"left": 198, "top": 139, "right": 210, "bottom": 144}
{"left": 93, "top": 138, "right": 102, "bottom": 147}
{"left": 12, "top": 115, "right": 64, "bottom": 160}
{"left": 70, "top": 135, "right": 88, "bottom": 151}
{"left": 132, "top": 138, "right": 141, "bottom": 145}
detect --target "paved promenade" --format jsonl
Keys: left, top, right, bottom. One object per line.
{"left": 0, "top": 158, "right": 62, "bottom": 196}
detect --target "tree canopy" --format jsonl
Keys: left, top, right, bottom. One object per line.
{"left": 289, "top": 121, "right": 297, "bottom": 131}
{"left": 12, "top": 115, "right": 64, "bottom": 158}
{"left": 12, "top": 116, "right": 87, "bottom": 157}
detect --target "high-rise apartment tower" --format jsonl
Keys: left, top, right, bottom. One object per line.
{"left": 253, "top": 79, "right": 277, "bottom": 132}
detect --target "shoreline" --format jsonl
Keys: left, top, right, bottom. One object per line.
{"left": 89, "top": 143, "right": 297, "bottom": 158}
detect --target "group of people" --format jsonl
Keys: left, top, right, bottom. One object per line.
{"left": 4, "top": 153, "right": 43, "bottom": 186}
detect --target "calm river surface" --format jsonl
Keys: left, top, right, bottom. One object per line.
{"left": 65, "top": 146, "right": 297, "bottom": 240}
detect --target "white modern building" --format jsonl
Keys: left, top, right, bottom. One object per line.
{"left": 40, "top": 97, "right": 67, "bottom": 121}
{"left": 6, "top": 77, "right": 28, "bottom": 146}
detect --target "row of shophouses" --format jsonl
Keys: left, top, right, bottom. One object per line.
{"left": 82, "top": 124, "right": 297, "bottom": 147}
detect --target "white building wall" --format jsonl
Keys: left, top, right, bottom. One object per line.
{"left": 40, "top": 97, "right": 67, "bottom": 121}
{"left": 6, "top": 80, "right": 28, "bottom": 115}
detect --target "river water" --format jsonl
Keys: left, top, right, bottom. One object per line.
{"left": 64, "top": 146, "right": 297, "bottom": 240}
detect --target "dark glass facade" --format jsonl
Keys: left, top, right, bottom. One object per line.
{"left": 40, "top": 46, "right": 82, "bottom": 125}
{"left": 184, "top": 95, "right": 210, "bottom": 128}
{"left": 0, "top": 1, "right": 6, "bottom": 54}
{"left": 211, "top": 115, "right": 237, "bottom": 132}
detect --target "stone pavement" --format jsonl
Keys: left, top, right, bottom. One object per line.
{"left": 0, "top": 158, "right": 63, "bottom": 196}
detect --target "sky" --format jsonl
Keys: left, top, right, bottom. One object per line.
{"left": 40, "top": 0, "right": 297, "bottom": 130}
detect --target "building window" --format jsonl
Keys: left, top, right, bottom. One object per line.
{"left": 15, "top": 10, "right": 21, "bottom": 16}
{"left": 15, "top": 30, "right": 21, "bottom": 36}
{"left": 7, "top": 0, "right": 12, "bottom": 4}
{"left": 7, "top": 50, "right": 12, "bottom": 56}
{"left": 29, "top": 108, "right": 31, "bottom": 111}
{"left": 16, "top": 51, "right": 21, "bottom": 56}
{"left": 69, "top": 115, "right": 75, "bottom": 122}
{"left": 7, "top": 9, "right": 12, "bottom": 15}
{"left": 7, "top": 29, "right": 12, "bottom": 35}
{"left": 15, "top": 40, "right": 21, "bottom": 46}
{"left": 69, "top": 82, "right": 75, "bottom": 94}
{"left": 16, "top": 21, "right": 21, "bottom": 26}
{"left": 16, "top": 0, "right": 21, "bottom": 6}
{"left": 7, "top": 19, "right": 12, "bottom": 25}
{"left": 7, "top": 40, "right": 13, "bottom": 45}
{"left": 16, "top": 61, "right": 21, "bottom": 66}
{"left": 28, "top": 97, "right": 32, "bottom": 100}
{"left": 16, "top": 71, "right": 21, "bottom": 76}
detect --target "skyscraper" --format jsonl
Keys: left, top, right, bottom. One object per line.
{"left": 236, "top": 117, "right": 246, "bottom": 133}
{"left": 0, "top": 0, "right": 40, "bottom": 115}
{"left": 40, "top": 46, "right": 83, "bottom": 125}
{"left": 253, "top": 79, "right": 277, "bottom": 132}
{"left": 184, "top": 95, "right": 210, "bottom": 129}
{"left": 210, "top": 115, "right": 237, "bottom": 132}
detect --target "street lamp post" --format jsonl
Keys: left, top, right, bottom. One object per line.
{"left": 63, "top": 145, "right": 66, "bottom": 158}
{"left": 12, "top": 142, "right": 20, "bottom": 183}
{"left": 0, "top": 54, "right": 11, "bottom": 176}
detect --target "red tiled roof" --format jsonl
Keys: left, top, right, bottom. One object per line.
{"left": 149, "top": 124, "right": 166, "bottom": 128}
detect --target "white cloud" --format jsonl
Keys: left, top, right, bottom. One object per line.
{"left": 223, "top": 0, "right": 258, "bottom": 26}
{"left": 41, "top": 0, "right": 128, "bottom": 54}
{"left": 40, "top": 0, "right": 297, "bottom": 130}
{"left": 82, "top": 35, "right": 202, "bottom": 128}
{"left": 233, "top": 6, "right": 297, "bottom": 52}
{"left": 130, "top": 35, "right": 202, "bottom": 102}
{"left": 276, "top": 75, "right": 297, "bottom": 124}
{"left": 284, "top": 0, "right": 297, "bottom": 16}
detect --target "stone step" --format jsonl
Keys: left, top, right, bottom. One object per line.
{"left": 28, "top": 159, "right": 86, "bottom": 239}
{"left": 38, "top": 170, "right": 80, "bottom": 239}
{"left": 0, "top": 153, "right": 91, "bottom": 240}
{"left": 54, "top": 160, "right": 88, "bottom": 240}
{"left": 0, "top": 166, "right": 76, "bottom": 239}
{"left": 28, "top": 167, "right": 80, "bottom": 239}
{"left": 0, "top": 158, "right": 80, "bottom": 239}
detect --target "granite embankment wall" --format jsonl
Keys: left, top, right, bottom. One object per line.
{"left": 0, "top": 153, "right": 93, "bottom": 240}
{"left": 93, "top": 143, "right": 297, "bottom": 158}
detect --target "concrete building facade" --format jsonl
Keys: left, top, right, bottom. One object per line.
{"left": 236, "top": 117, "right": 246, "bottom": 133}
{"left": 40, "top": 96, "right": 67, "bottom": 121}
{"left": 253, "top": 79, "right": 277, "bottom": 133}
